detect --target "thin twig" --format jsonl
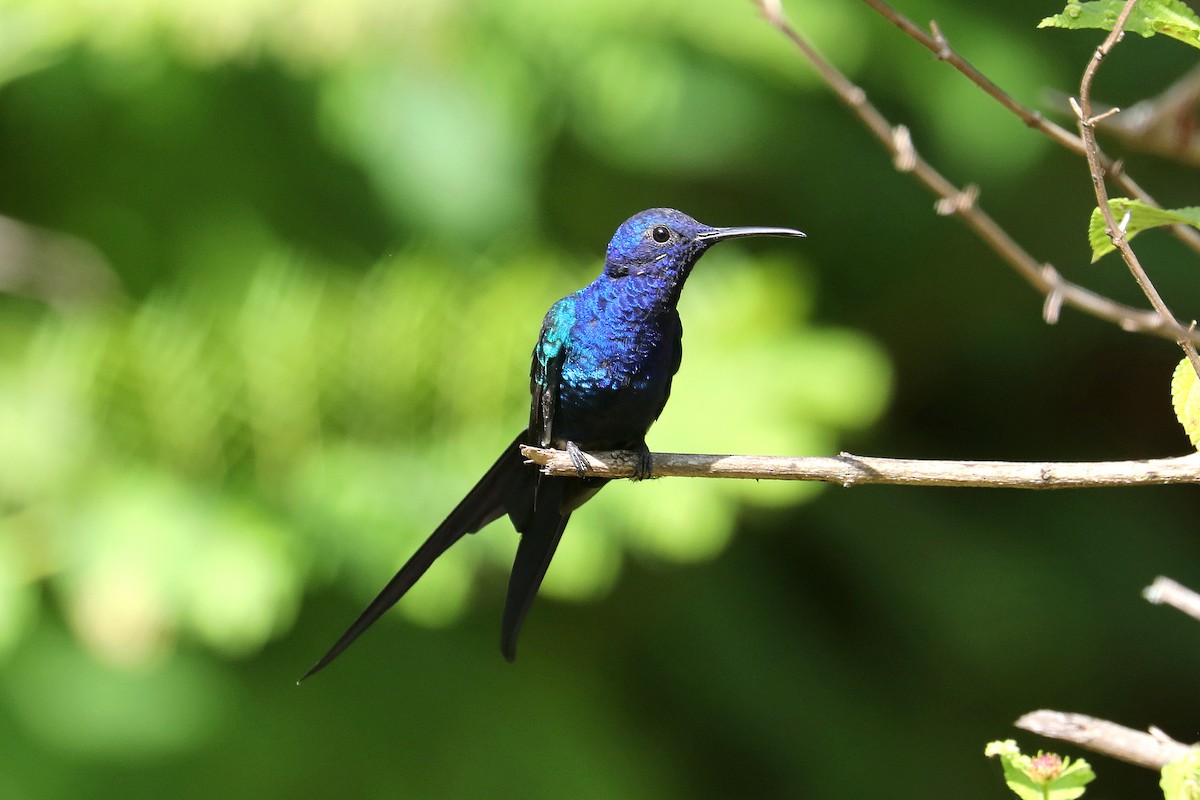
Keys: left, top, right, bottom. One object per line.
{"left": 859, "top": 0, "right": 1200, "bottom": 254}
{"left": 522, "top": 446, "right": 1200, "bottom": 488}
{"left": 1074, "top": 0, "right": 1200, "bottom": 378}
{"left": 1017, "top": 582, "right": 1200, "bottom": 769}
{"left": 1016, "top": 710, "right": 1194, "bottom": 770}
{"left": 865, "top": 0, "right": 1079, "bottom": 147}
{"left": 1144, "top": 576, "right": 1200, "bottom": 622}
{"left": 754, "top": 1, "right": 1200, "bottom": 345}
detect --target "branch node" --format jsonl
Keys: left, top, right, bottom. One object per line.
{"left": 1105, "top": 225, "right": 1127, "bottom": 249}
{"left": 928, "top": 20, "right": 951, "bottom": 60}
{"left": 935, "top": 184, "right": 978, "bottom": 216}
{"left": 892, "top": 125, "right": 916, "bottom": 171}
{"left": 836, "top": 452, "right": 860, "bottom": 487}
{"left": 1042, "top": 291, "right": 1063, "bottom": 325}
{"left": 1041, "top": 265, "right": 1065, "bottom": 325}
{"left": 758, "top": 0, "right": 785, "bottom": 27}
{"left": 1088, "top": 106, "right": 1122, "bottom": 126}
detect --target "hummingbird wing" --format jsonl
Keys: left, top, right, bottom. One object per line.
{"left": 490, "top": 297, "right": 574, "bottom": 661}
{"left": 652, "top": 312, "right": 684, "bottom": 422}
{"left": 530, "top": 297, "right": 573, "bottom": 447}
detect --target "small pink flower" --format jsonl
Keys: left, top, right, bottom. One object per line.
{"left": 1028, "top": 753, "right": 1065, "bottom": 783}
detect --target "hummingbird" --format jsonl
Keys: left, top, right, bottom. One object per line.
{"left": 301, "top": 208, "right": 804, "bottom": 680}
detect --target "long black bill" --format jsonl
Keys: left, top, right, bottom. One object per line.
{"left": 696, "top": 225, "right": 806, "bottom": 243}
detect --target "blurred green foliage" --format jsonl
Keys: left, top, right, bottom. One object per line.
{"left": 1161, "top": 748, "right": 1200, "bottom": 800}
{"left": 0, "top": 0, "right": 1198, "bottom": 798}
{"left": 0, "top": 246, "right": 886, "bottom": 673}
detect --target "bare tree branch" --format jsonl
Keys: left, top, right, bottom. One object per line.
{"left": 522, "top": 446, "right": 1200, "bottom": 488}
{"left": 1016, "top": 710, "right": 1195, "bottom": 770}
{"left": 1018, "top": 581, "right": 1199, "bottom": 770}
{"left": 1072, "top": 0, "right": 1200, "bottom": 379}
{"left": 754, "top": 1, "right": 1200, "bottom": 345}
{"left": 858, "top": 0, "right": 1200, "bottom": 255}
{"left": 1144, "top": 576, "right": 1200, "bottom": 622}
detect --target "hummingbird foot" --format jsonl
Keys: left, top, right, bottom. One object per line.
{"left": 631, "top": 441, "right": 653, "bottom": 481}
{"left": 566, "top": 441, "right": 590, "bottom": 477}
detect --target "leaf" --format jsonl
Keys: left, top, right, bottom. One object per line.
{"left": 1161, "top": 750, "right": 1200, "bottom": 800}
{"left": 1172, "top": 357, "right": 1200, "bottom": 448}
{"left": 985, "top": 740, "right": 1096, "bottom": 800}
{"left": 986, "top": 741, "right": 1036, "bottom": 798}
{"left": 1039, "top": 0, "right": 1200, "bottom": 50}
{"left": 1045, "top": 762, "right": 1098, "bottom": 800}
{"left": 1087, "top": 199, "right": 1200, "bottom": 262}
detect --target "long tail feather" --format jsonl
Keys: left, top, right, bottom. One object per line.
{"left": 299, "top": 431, "right": 532, "bottom": 682}
{"left": 501, "top": 477, "right": 570, "bottom": 662}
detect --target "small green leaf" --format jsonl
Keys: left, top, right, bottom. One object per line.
{"left": 1040, "top": 0, "right": 1200, "bottom": 50}
{"left": 1172, "top": 358, "right": 1200, "bottom": 449}
{"left": 1161, "top": 749, "right": 1200, "bottom": 800}
{"left": 986, "top": 739, "right": 1096, "bottom": 800}
{"left": 1087, "top": 199, "right": 1200, "bottom": 262}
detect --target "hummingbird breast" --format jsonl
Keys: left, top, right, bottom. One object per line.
{"left": 552, "top": 281, "right": 680, "bottom": 449}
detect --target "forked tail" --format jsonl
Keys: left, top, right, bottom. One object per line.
{"left": 299, "top": 431, "right": 536, "bottom": 681}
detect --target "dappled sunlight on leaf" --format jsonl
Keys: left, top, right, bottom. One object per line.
{"left": 1171, "top": 356, "right": 1200, "bottom": 448}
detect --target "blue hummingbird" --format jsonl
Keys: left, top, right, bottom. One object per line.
{"left": 301, "top": 208, "right": 804, "bottom": 679}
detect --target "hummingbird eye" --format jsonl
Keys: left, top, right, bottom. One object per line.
{"left": 651, "top": 226, "right": 671, "bottom": 244}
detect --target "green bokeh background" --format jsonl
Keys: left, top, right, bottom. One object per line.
{"left": 0, "top": 0, "right": 1198, "bottom": 797}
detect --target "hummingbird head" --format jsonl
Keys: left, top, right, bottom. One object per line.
{"left": 603, "top": 208, "right": 805, "bottom": 283}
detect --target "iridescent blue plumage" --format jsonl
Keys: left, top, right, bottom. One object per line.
{"left": 302, "top": 208, "right": 804, "bottom": 679}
